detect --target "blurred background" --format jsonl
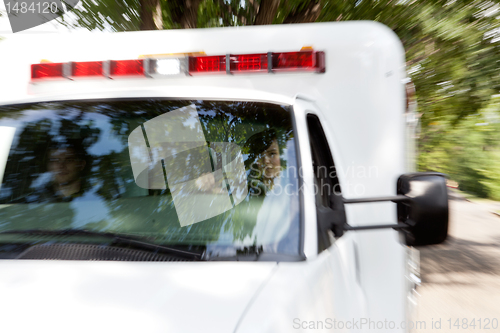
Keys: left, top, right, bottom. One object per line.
{"left": 3, "top": 0, "right": 500, "bottom": 199}
{"left": 0, "top": 0, "right": 499, "bottom": 198}
{"left": 1, "top": 0, "right": 500, "bottom": 330}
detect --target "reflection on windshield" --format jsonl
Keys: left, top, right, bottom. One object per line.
{"left": 129, "top": 105, "right": 249, "bottom": 227}
{"left": 0, "top": 100, "right": 300, "bottom": 259}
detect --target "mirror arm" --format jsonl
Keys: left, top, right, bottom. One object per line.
{"left": 320, "top": 195, "right": 414, "bottom": 236}
{"left": 344, "top": 223, "right": 410, "bottom": 231}
{"left": 340, "top": 195, "right": 412, "bottom": 232}
{"left": 343, "top": 195, "right": 410, "bottom": 204}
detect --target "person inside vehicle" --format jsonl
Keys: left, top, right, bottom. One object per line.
{"left": 192, "top": 129, "right": 282, "bottom": 196}
{"left": 42, "top": 141, "right": 89, "bottom": 201}
{"left": 244, "top": 129, "right": 282, "bottom": 196}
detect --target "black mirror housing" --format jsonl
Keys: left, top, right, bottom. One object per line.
{"left": 397, "top": 172, "right": 449, "bottom": 246}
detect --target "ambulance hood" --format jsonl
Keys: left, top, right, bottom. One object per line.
{"left": 0, "top": 260, "right": 277, "bottom": 333}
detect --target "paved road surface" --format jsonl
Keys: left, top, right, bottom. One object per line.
{"left": 415, "top": 194, "right": 500, "bottom": 332}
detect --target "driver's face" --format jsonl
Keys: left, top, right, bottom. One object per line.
{"left": 48, "top": 148, "right": 85, "bottom": 185}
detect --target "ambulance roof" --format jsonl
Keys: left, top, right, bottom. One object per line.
{"left": 0, "top": 21, "right": 404, "bottom": 104}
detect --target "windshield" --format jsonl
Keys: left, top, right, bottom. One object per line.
{"left": 0, "top": 100, "right": 300, "bottom": 260}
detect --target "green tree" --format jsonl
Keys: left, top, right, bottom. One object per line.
{"left": 63, "top": 0, "right": 324, "bottom": 30}
{"left": 61, "top": 0, "right": 500, "bottom": 198}
{"left": 419, "top": 95, "right": 500, "bottom": 198}
{"left": 64, "top": 0, "right": 500, "bottom": 124}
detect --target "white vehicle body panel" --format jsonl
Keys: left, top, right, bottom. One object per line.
{"left": 237, "top": 232, "right": 367, "bottom": 333}
{"left": 0, "top": 261, "right": 276, "bottom": 333}
{"left": 0, "top": 22, "right": 411, "bottom": 332}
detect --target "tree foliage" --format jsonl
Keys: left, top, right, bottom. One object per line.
{"left": 61, "top": 0, "right": 500, "bottom": 198}
{"left": 63, "top": 0, "right": 500, "bottom": 122}
{"left": 419, "top": 96, "right": 500, "bottom": 199}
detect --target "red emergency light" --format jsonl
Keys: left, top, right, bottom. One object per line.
{"left": 188, "top": 56, "right": 226, "bottom": 73}
{"left": 110, "top": 60, "right": 144, "bottom": 76}
{"left": 189, "top": 51, "right": 324, "bottom": 75}
{"left": 230, "top": 54, "right": 268, "bottom": 72}
{"left": 72, "top": 61, "right": 103, "bottom": 77}
{"left": 30, "top": 50, "right": 325, "bottom": 81}
{"left": 31, "top": 63, "right": 64, "bottom": 79}
{"left": 273, "top": 51, "right": 317, "bottom": 71}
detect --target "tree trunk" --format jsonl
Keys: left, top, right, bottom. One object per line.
{"left": 283, "top": 1, "right": 321, "bottom": 24}
{"left": 180, "top": 0, "right": 202, "bottom": 28}
{"left": 139, "top": 0, "right": 163, "bottom": 30}
{"left": 254, "top": 0, "right": 280, "bottom": 25}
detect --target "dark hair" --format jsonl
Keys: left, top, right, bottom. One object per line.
{"left": 46, "top": 139, "right": 91, "bottom": 176}
{"left": 243, "top": 128, "right": 278, "bottom": 169}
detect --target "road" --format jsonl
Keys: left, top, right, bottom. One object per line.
{"left": 415, "top": 193, "right": 500, "bottom": 332}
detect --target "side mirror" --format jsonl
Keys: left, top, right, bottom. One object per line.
{"left": 329, "top": 172, "right": 449, "bottom": 246}
{"left": 397, "top": 172, "right": 449, "bottom": 246}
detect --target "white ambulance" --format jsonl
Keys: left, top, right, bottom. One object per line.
{"left": 0, "top": 22, "right": 448, "bottom": 332}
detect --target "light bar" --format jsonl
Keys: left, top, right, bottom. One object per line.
{"left": 31, "top": 63, "right": 64, "bottom": 79}
{"left": 30, "top": 50, "right": 325, "bottom": 81}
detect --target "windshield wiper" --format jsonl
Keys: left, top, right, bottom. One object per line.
{"left": 0, "top": 229, "right": 203, "bottom": 261}
{"left": 205, "top": 245, "right": 307, "bottom": 262}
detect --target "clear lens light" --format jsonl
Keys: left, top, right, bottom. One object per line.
{"left": 156, "top": 59, "right": 181, "bottom": 75}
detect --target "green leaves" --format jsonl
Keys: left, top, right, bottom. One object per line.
{"left": 418, "top": 104, "right": 500, "bottom": 198}
{"left": 59, "top": 0, "right": 500, "bottom": 198}
{"left": 315, "top": 0, "right": 500, "bottom": 199}
{"left": 59, "top": 0, "right": 141, "bottom": 31}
